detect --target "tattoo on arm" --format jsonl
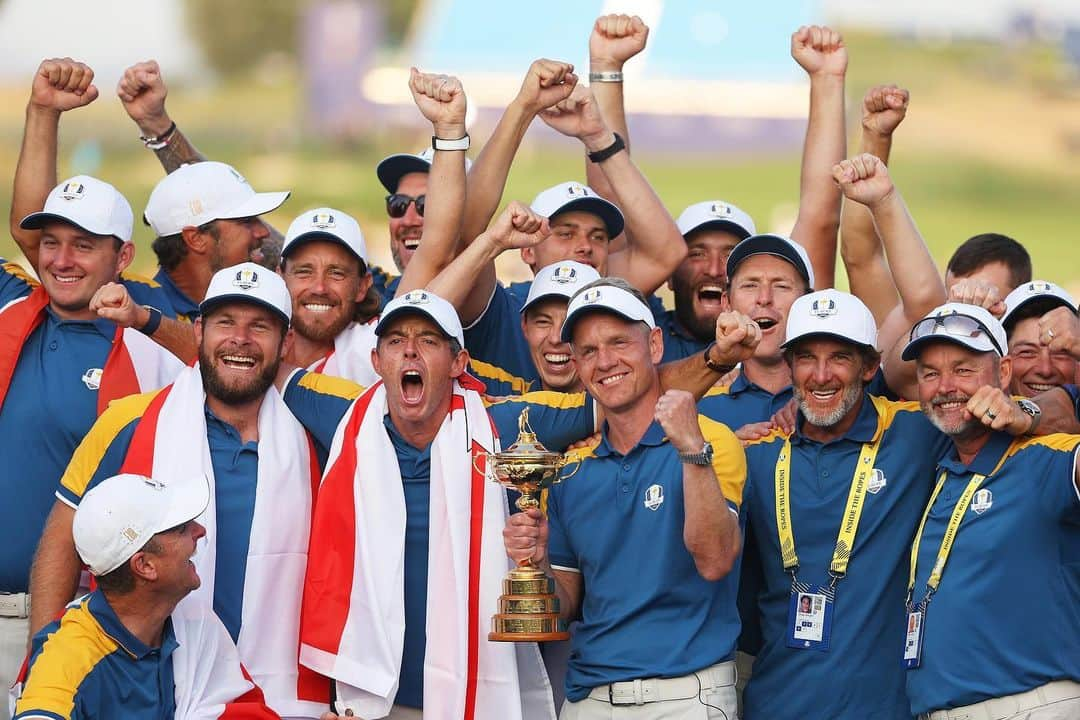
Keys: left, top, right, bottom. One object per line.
{"left": 153, "top": 127, "right": 206, "bottom": 173}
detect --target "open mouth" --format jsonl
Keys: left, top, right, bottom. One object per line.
{"left": 599, "top": 372, "right": 627, "bottom": 387}
{"left": 50, "top": 272, "right": 84, "bottom": 285}
{"left": 697, "top": 285, "right": 724, "bottom": 305}
{"left": 808, "top": 388, "right": 839, "bottom": 402}
{"left": 401, "top": 369, "right": 424, "bottom": 404}
{"left": 754, "top": 316, "right": 779, "bottom": 331}
{"left": 220, "top": 354, "right": 257, "bottom": 370}
{"left": 402, "top": 237, "right": 421, "bottom": 251}
{"left": 302, "top": 302, "right": 335, "bottom": 313}
{"left": 933, "top": 396, "right": 969, "bottom": 412}
{"left": 1024, "top": 381, "right": 1058, "bottom": 393}
{"left": 543, "top": 352, "right": 572, "bottom": 368}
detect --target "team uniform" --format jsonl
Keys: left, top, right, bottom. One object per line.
{"left": 1064, "top": 385, "right": 1079, "bottom": 420}
{"left": 463, "top": 281, "right": 540, "bottom": 386}
{"left": 151, "top": 268, "right": 200, "bottom": 322}
{"left": 545, "top": 415, "right": 746, "bottom": 712}
{"left": 370, "top": 265, "right": 401, "bottom": 308}
{"left": 905, "top": 432, "right": 1080, "bottom": 718}
{"left": 741, "top": 394, "right": 951, "bottom": 720}
{"left": 120, "top": 271, "right": 179, "bottom": 320}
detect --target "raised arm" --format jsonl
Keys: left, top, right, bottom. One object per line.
{"left": 28, "top": 501, "right": 80, "bottom": 639}
{"left": 583, "top": 13, "right": 648, "bottom": 224}
{"left": 834, "top": 154, "right": 946, "bottom": 398}
{"left": 658, "top": 310, "right": 762, "bottom": 397}
{"left": 10, "top": 58, "right": 99, "bottom": 271}
{"left": 540, "top": 86, "right": 685, "bottom": 295}
{"left": 89, "top": 282, "right": 197, "bottom": 362}
{"left": 840, "top": 85, "right": 910, "bottom": 324}
{"left": 393, "top": 69, "right": 467, "bottom": 296}
{"left": 788, "top": 25, "right": 847, "bottom": 290}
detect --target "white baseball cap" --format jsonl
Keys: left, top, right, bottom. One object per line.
{"left": 143, "top": 161, "right": 289, "bottom": 237}
{"left": 376, "top": 147, "right": 473, "bottom": 194}
{"left": 531, "top": 181, "right": 625, "bottom": 239}
{"left": 561, "top": 281, "right": 656, "bottom": 342}
{"left": 726, "top": 234, "right": 815, "bottom": 290}
{"left": 21, "top": 175, "right": 134, "bottom": 243}
{"left": 783, "top": 289, "right": 877, "bottom": 350}
{"left": 521, "top": 261, "right": 602, "bottom": 314}
{"left": 73, "top": 473, "right": 209, "bottom": 577}
{"left": 200, "top": 261, "right": 292, "bottom": 325}
{"left": 282, "top": 207, "right": 369, "bottom": 268}
{"left": 1001, "top": 280, "right": 1077, "bottom": 331}
{"left": 676, "top": 200, "right": 756, "bottom": 240}
{"left": 902, "top": 303, "right": 1008, "bottom": 361}
{"left": 376, "top": 289, "right": 465, "bottom": 347}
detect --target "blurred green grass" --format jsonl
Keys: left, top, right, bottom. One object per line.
{"left": 0, "top": 29, "right": 1077, "bottom": 294}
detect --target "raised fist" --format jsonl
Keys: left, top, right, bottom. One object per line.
{"left": 30, "top": 58, "right": 98, "bottom": 113}
{"left": 488, "top": 201, "right": 550, "bottom": 250}
{"left": 117, "top": 60, "right": 171, "bottom": 136}
{"left": 791, "top": 25, "right": 847, "bottom": 77}
{"left": 832, "top": 153, "right": 895, "bottom": 208}
{"left": 712, "top": 311, "right": 762, "bottom": 367}
{"left": 538, "top": 85, "right": 610, "bottom": 150}
{"left": 408, "top": 67, "right": 466, "bottom": 137}
{"left": 862, "top": 84, "right": 909, "bottom": 137}
{"left": 655, "top": 390, "right": 706, "bottom": 455}
{"left": 948, "top": 279, "right": 1005, "bottom": 318}
{"left": 516, "top": 58, "right": 577, "bottom": 115}
{"left": 589, "top": 14, "right": 649, "bottom": 69}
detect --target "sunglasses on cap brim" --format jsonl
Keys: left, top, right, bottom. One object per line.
{"left": 909, "top": 313, "right": 1004, "bottom": 356}
{"left": 385, "top": 193, "right": 426, "bottom": 218}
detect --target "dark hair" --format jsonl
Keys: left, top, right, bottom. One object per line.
{"left": 152, "top": 232, "right": 188, "bottom": 272}
{"left": 94, "top": 536, "right": 163, "bottom": 596}
{"left": 946, "top": 234, "right": 1032, "bottom": 290}
{"left": 1003, "top": 299, "right": 1073, "bottom": 336}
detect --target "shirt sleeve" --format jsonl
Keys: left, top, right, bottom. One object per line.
{"left": 57, "top": 394, "right": 151, "bottom": 507}
{"left": 0, "top": 258, "right": 35, "bottom": 307}
{"left": 699, "top": 414, "right": 747, "bottom": 510}
{"left": 487, "top": 391, "right": 597, "bottom": 452}
{"left": 545, "top": 483, "right": 578, "bottom": 572}
{"left": 120, "top": 274, "right": 179, "bottom": 319}
{"left": 462, "top": 284, "right": 537, "bottom": 383}
{"left": 13, "top": 617, "right": 91, "bottom": 720}
{"left": 282, "top": 369, "right": 363, "bottom": 453}
{"left": 1064, "top": 385, "right": 1080, "bottom": 421}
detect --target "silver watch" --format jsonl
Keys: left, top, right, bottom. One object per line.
{"left": 1016, "top": 398, "right": 1041, "bottom": 433}
{"left": 678, "top": 441, "right": 714, "bottom": 466}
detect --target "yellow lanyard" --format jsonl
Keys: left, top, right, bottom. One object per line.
{"left": 907, "top": 471, "right": 986, "bottom": 600}
{"left": 774, "top": 437, "right": 881, "bottom": 578}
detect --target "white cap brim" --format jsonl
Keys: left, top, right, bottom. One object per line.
{"left": 217, "top": 190, "right": 290, "bottom": 222}
{"left": 20, "top": 211, "right": 128, "bottom": 241}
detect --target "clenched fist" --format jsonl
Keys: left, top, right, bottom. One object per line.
{"left": 515, "top": 59, "right": 577, "bottom": 115}
{"left": 487, "top": 201, "right": 550, "bottom": 251}
{"left": 832, "top": 153, "right": 895, "bottom": 209}
{"left": 710, "top": 311, "right": 762, "bottom": 368}
{"left": 30, "top": 58, "right": 98, "bottom": 113}
{"left": 117, "top": 60, "right": 172, "bottom": 137}
{"left": 791, "top": 25, "right": 847, "bottom": 77}
{"left": 590, "top": 14, "right": 649, "bottom": 70}
{"left": 408, "top": 67, "right": 467, "bottom": 139}
{"left": 862, "top": 84, "right": 909, "bottom": 138}
{"left": 539, "top": 85, "right": 611, "bottom": 151}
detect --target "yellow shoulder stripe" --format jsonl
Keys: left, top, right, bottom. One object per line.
{"left": 2, "top": 260, "right": 39, "bottom": 287}
{"left": 703, "top": 384, "right": 732, "bottom": 398}
{"left": 492, "top": 389, "right": 587, "bottom": 410}
{"left": 298, "top": 370, "right": 364, "bottom": 400}
{"left": 470, "top": 359, "right": 533, "bottom": 395}
{"left": 699, "top": 414, "right": 747, "bottom": 506}
{"left": 743, "top": 426, "right": 790, "bottom": 448}
{"left": 1007, "top": 432, "right": 1080, "bottom": 457}
{"left": 60, "top": 390, "right": 160, "bottom": 500}
{"left": 15, "top": 600, "right": 118, "bottom": 719}
{"left": 869, "top": 395, "right": 921, "bottom": 439}
{"left": 119, "top": 270, "right": 162, "bottom": 288}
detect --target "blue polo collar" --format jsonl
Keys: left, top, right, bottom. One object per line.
{"left": 792, "top": 390, "right": 881, "bottom": 446}
{"left": 594, "top": 420, "right": 668, "bottom": 458}
{"left": 44, "top": 305, "right": 116, "bottom": 340}
{"left": 937, "top": 430, "right": 1013, "bottom": 477}
{"left": 87, "top": 590, "right": 178, "bottom": 660}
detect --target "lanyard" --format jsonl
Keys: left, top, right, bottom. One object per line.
{"left": 774, "top": 437, "right": 881, "bottom": 580}
{"left": 906, "top": 471, "right": 985, "bottom": 602}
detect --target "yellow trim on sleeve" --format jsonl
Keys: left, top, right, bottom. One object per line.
{"left": 14, "top": 600, "right": 118, "bottom": 719}
{"left": 59, "top": 390, "right": 160, "bottom": 501}
{"left": 1006, "top": 432, "right": 1080, "bottom": 457}
{"left": 119, "top": 270, "right": 162, "bottom": 289}
{"left": 491, "top": 390, "right": 588, "bottom": 410}
{"left": 2, "top": 259, "right": 39, "bottom": 287}
{"left": 868, "top": 396, "right": 922, "bottom": 439}
{"left": 699, "top": 414, "right": 747, "bottom": 507}
{"left": 469, "top": 359, "right": 534, "bottom": 395}
{"left": 297, "top": 370, "right": 365, "bottom": 400}
{"left": 703, "top": 384, "right": 733, "bottom": 398}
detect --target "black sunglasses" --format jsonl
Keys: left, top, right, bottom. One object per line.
{"left": 385, "top": 193, "right": 426, "bottom": 218}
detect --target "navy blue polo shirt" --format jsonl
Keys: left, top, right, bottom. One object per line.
{"left": 370, "top": 264, "right": 401, "bottom": 308}
{"left": 649, "top": 295, "right": 710, "bottom": 362}
{"left": 546, "top": 416, "right": 747, "bottom": 702}
{"left": 121, "top": 271, "right": 179, "bottom": 319}
{"left": 699, "top": 369, "right": 795, "bottom": 431}
{"left": 15, "top": 591, "right": 178, "bottom": 720}
{"left": 0, "top": 308, "right": 118, "bottom": 592}
{"left": 463, "top": 283, "right": 540, "bottom": 386}
{"left": 742, "top": 393, "right": 951, "bottom": 720}
{"left": 1, "top": 258, "right": 35, "bottom": 304}
{"left": 470, "top": 359, "right": 535, "bottom": 398}
{"left": 152, "top": 267, "right": 200, "bottom": 322}
{"left": 906, "top": 431, "right": 1080, "bottom": 715}
{"left": 1065, "top": 384, "right": 1079, "bottom": 420}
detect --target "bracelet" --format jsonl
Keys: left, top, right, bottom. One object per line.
{"left": 140, "top": 121, "right": 176, "bottom": 150}
{"left": 589, "top": 71, "right": 624, "bottom": 83}
{"left": 431, "top": 134, "right": 470, "bottom": 151}
{"left": 586, "top": 132, "right": 626, "bottom": 163}
{"left": 703, "top": 342, "right": 736, "bottom": 375}
{"left": 139, "top": 305, "right": 163, "bottom": 336}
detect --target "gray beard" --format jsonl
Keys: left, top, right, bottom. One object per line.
{"left": 795, "top": 380, "right": 863, "bottom": 429}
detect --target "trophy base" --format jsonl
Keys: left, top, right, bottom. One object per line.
{"left": 488, "top": 565, "right": 569, "bottom": 643}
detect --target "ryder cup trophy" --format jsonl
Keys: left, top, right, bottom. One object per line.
{"left": 477, "top": 408, "right": 579, "bottom": 642}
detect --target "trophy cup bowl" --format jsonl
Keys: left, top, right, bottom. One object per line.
{"left": 477, "top": 408, "right": 579, "bottom": 642}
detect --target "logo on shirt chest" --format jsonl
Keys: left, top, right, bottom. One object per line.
{"left": 866, "top": 468, "right": 887, "bottom": 494}
{"left": 82, "top": 368, "right": 103, "bottom": 390}
{"left": 644, "top": 483, "right": 665, "bottom": 511}
{"left": 970, "top": 488, "right": 993, "bottom": 515}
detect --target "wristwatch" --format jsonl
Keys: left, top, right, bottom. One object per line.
{"left": 1016, "top": 398, "right": 1041, "bottom": 433}
{"left": 678, "top": 441, "right": 714, "bottom": 466}
{"left": 432, "top": 134, "right": 470, "bottom": 151}
{"left": 703, "top": 342, "right": 737, "bottom": 375}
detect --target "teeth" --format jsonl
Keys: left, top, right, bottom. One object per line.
{"left": 1027, "top": 383, "right": 1055, "bottom": 391}
{"left": 600, "top": 373, "right": 626, "bottom": 386}
{"left": 221, "top": 354, "right": 255, "bottom": 367}
{"left": 937, "top": 401, "right": 964, "bottom": 409}
{"left": 403, "top": 370, "right": 421, "bottom": 379}
{"left": 544, "top": 353, "right": 571, "bottom": 364}
{"left": 303, "top": 303, "right": 333, "bottom": 312}
{"left": 53, "top": 275, "right": 82, "bottom": 284}
{"left": 403, "top": 239, "right": 421, "bottom": 250}
{"left": 811, "top": 390, "right": 837, "bottom": 399}
{"left": 755, "top": 318, "right": 776, "bottom": 328}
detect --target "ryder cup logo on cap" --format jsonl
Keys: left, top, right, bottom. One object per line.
{"left": 901, "top": 303, "right": 1008, "bottom": 361}
{"left": 282, "top": 206, "right": 369, "bottom": 266}
{"left": 522, "top": 261, "right": 601, "bottom": 314}
{"left": 1001, "top": 280, "right": 1076, "bottom": 329}
{"left": 73, "top": 473, "right": 210, "bottom": 577}
{"left": 143, "top": 161, "right": 290, "bottom": 237}
{"left": 200, "top": 261, "right": 292, "bottom": 324}
{"left": 782, "top": 289, "right": 877, "bottom": 350}
{"left": 20, "top": 175, "right": 135, "bottom": 243}
{"left": 376, "top": 289, "right": 465, "bottom": 347}
{"left": 531, "top": 181, "right": 625, "bottom": 239}
{"left": 676, "top": 200, "right": 756, "bottom": 241}
{"left": 562, "top": 280, "right": 657, "bottom": 342}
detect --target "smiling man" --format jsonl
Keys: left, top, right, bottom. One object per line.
{"left": 1000, "top": 281, "right": 1078, "bottom": 399}
{"left": 28, "top": 263, "right": 352, "bottom": 718}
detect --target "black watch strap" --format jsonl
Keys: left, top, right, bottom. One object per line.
{"left": 703, "top": 342, "right": 736, "bottom": 375}
{"left": 587, "top": 132, "right": 626, "bottom": 163}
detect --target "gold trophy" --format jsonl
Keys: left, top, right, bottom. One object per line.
{"left": 477, "top": 408, "right": 580, "bottom": 642}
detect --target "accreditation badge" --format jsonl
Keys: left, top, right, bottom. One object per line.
{"left": 903, "top": 608, "right": 925, "bottom": 669}
{"left": 785, "top": 584, "right": 833, "bottom": 651}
